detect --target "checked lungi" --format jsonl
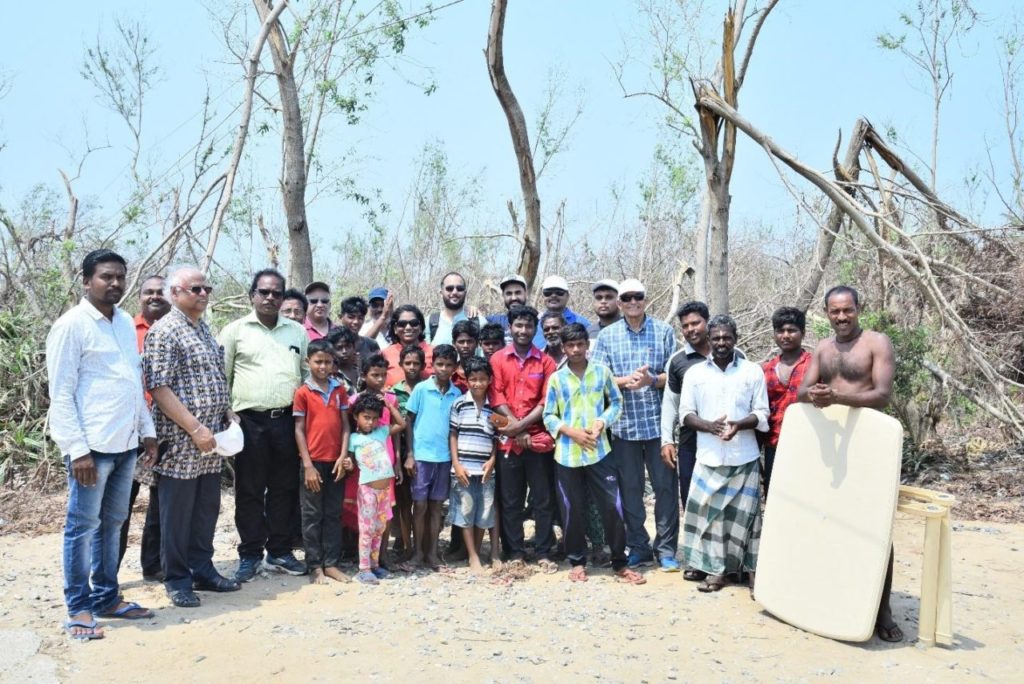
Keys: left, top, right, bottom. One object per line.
{"left": 681, "top": 459, "right": 761, "bottom": 575}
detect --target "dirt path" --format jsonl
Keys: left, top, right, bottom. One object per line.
{"left": 1, "top": 503, "right": 1022, "bottom": 683}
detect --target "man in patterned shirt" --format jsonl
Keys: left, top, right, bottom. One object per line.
{"left": 145, "top": 266, "right": 240, "bottom": 607}
{"left": 591, "top": 278, "right": 678, "bottom": 571}
{"left": 760, "top": 306, "right": 811, "bottom": 495}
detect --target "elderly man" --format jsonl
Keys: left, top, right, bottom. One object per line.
{"left": 220, "top": 269, "right": 309, "bottom": 582}
{"left": 592, "top": 278, "right": 678, "bottom": 571}
{"left": 426, "top": 271, "right": 487, "bottom": 346}
{"left": 540, "top": 312, "right": 567, "bottom": 369}
{"left": 280, "top": 289, "right": 308, "bottom": 324}
{"left": 587, "top": 279, "right": 621, "bottom": 339}
{"left": 533, "top": 275, "right": 590, "bottom": 349}
{"left": 302, "top": 281, "right": 335, "bottom": 340}
{"left": 47, "top": 249, "right": 157, "bottom": 641}
{"left": 118, "top": 274, "right": 170, "bottom": 582}
{"left": 145, "top": 266, "right": 240, "bottom": 607}
{"left": 487, "top": 274, "right": 529, "bottom": 345}
{"left": 679, "top": 315, "right": 768, "bottom": 594}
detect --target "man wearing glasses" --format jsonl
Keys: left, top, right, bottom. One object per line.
{"left": 591, "top": 278, "right": 679, "bottom": 572}
{"left": 302, "top": 281, "right": 335, "bottom": 340}
{"left": 533, "top": 275, "right": 590, "bottom": 350}
{"left": 426, "top": 271, "right": 486, "bottom": 347}
{"left": 219, "top": 269, "right": 309, "bottom": 582}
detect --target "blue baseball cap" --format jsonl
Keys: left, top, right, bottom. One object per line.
{"left": 367, "top": 287, "right": 388, "bottom": 302}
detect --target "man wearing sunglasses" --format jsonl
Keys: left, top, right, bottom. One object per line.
{"left": 533, "top": 275, "right": 590, "bottom": 350}
{"left": 426, "top": 271, "right": 486, "bottom": 347}
{"left": 219, "top": 269, "right": 309, "bottom": 582}
{"left": 591, "top": 278, "right": 679, "bottom": 572}
{"left": 302, "top": 281, "right": 335, "bottom": 341}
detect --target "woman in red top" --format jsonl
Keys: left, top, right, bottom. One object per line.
{"left": 382, "top": 304, "right": 433, "bottom": 388}
{"left": 761, "top": 306, "right": 812, "bottom": 496}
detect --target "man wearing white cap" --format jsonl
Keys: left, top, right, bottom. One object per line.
{"left": 591, "top": 278, "right": 679, "bottom": 572}
{"left": 534, "top": 275, "right": 591, "bottom": 349}
{"left": 487, "top": 274, "right": 529, "bottom": 345}
{"left": 587, "top": 279, "right": 622, "bottom": 339}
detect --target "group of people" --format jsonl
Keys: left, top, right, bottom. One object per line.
{"left": 47, "top": 249, "right": 902, "bottom": 643}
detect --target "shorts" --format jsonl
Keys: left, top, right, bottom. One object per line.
{"left": 411, "top": 461, "right": 451, "bottom": 502}
{"left": 449, "top": 475, "right": 496, "bottom": 529}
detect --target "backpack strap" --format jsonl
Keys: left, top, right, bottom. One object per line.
{"left": 429, "top": 312, "right": 440, "bottom": 342}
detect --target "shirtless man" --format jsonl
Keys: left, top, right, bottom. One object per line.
{"left": 797, "top": 285, "right": 901, "bottom": 642}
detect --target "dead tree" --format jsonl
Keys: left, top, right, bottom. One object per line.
{"left": 486, "top": 0, "right": 541, "bottom": 290}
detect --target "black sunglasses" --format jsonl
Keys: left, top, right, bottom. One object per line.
{"left": 308, "top": 297, "right": 330, "bottom": 304}
{"left": 188, "top": 285, "right": 214, "bottom": 295}
{"left": 256, "top": 288, "right": 284, "bottom": 299}
{"left": 444, "top": 285, "right": 466, "bottom": 292}
{"left": 394, "top": 320, "right": 421, "bottom": 328}
{"left": 542, "top": 289, "right": 568, "bottom": 297}
{"left": 620, "top": 293, "right": 645, "bottom": 303}
{"left": 542, "top": 326, "right": 562, "bottom": 334}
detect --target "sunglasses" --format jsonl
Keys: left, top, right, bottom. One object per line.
{"left": 444, "top": 285, "right": 466, "bottom": 292}
{"left": 182, "top": 285, "right": 214, "bottom": 295}
{"left": 394, "top": 320, "right": 421, "bottom": 328}
{"left": 542, "top": 326, "right": 562, "bottom": 334}
{"left": 256, "top": 288, "right": 284, "bottom": 299}
{"left": 308, "top": 297, "right": 330, "bottom": 304}
{"left": 542, "top": 289, "right": 568, "bottom": 297}
{"left": 620, "top": 293, "right": 645, "bottom": 303}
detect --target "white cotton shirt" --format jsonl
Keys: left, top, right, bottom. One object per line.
{"left": 46, "top": 298, "right": 155, "bottom": 460}
{"left": 679, "top": 353, "right": 769, "bottom": 467}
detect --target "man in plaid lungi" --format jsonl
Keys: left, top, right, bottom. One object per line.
{"left": 679, "top": 315, "right": 769, "bottom": 593}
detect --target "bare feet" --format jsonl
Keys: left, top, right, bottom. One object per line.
{"left": 409, "top": 552, "right": 425, "bottom": 568}
{"left": 310, "top": 568, "right": 329, "bottom": 585}
{"left": 424, "top": 554, "right": 443, "bottom": 570}
{"left": 323, "top": 566, "right": 350, "bottom": 582}
{"left": 468, "top": 557, "right": 487, "bottom": 575}
{"left": 65, "top": 612, "right": 104, "bottom": 641}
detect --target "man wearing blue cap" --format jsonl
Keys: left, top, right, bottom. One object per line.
{"left": 360, "top": 286, "right": 392, "bottom": 347}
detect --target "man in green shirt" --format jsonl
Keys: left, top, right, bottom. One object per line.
{"left": 219, "top": 269, "right": 309, "bottom": 582}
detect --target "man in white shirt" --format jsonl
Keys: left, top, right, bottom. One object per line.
{"left": 46, "top": 249, "right": 158, "bottom": 640}
{"left": 678, "top": 314, "right": 768, "bottom": 594}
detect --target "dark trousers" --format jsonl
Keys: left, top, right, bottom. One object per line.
{"left": 235, "top": 410, "right": 300, "bottom": 559}
{"left": 118, "top": 480, "right": 162, "bottom": 576}
{"left": 613, "top": 437, "right": 679, "bottom": 559}
{"left": 554, "top": 457, "right": 627, "bottom": 571}
{"left": 158, "top": 473, "right": 221, "bottom": 592}
{"left": 677, "top": 445, "right": 697, "bottom": 510}
{"left": 762, "top": 446, "right": 777, "bottom": 496}
{"left": 497, "top": 449, "right": 555, "bottom": 560}
{"left": 299, "top": 462, "right": 344, "bottom": 568}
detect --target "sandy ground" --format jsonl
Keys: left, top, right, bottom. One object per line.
{"left": 1, "top": 494, "right": 1022, "bottom": 684}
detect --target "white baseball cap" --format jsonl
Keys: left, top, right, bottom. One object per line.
{"left": 617, "top": 278, "right": 646, "bottom": 296}
{"left": 591, "top": 278, "right": 619, "bottom": 294}
{"left": 499, "top": 274, "right": 528, "bottom": 289}
{"left": 541, "top": 275, "right": 570, "bottom": 291}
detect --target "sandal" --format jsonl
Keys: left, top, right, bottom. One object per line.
{"left": 97, "top": 600, "right": 154, "bottom": 620}
{"left": 696, "top": 576, "right": 726, "bottom": 593}
{"left": 568, "top": 566, "right": 589, "bottom": 583}
{"left": 614, "top": 568, "right": 647, "bottom": 585}
{"left": 683, "top": 568, "right": 708, "bottom": 582}
{"left": 537, "top": 558, "right": 559, "bottom": 574}
{"left": 65, "top": 618, "right": 104, "bottom": 641}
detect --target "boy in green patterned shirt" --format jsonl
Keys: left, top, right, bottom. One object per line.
{"left": 543, "top": 324, "right": 645, "bottom": 585}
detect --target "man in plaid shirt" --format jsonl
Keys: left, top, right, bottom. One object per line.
{"left": 591, "top": 278, "right": 679, "bottom": 571}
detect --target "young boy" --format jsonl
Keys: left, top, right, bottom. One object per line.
{"left": 478, "top": 323, "right": 506, "bottom": 360}
{"left": 404, "top": 344, "right": 461, "bottom": 569}
{"left": 451, "top": 319, "right": 481, "bottom": 392}
{"left": 390, "top": 344, "right": 425, "bottom": 559}
{"left": 448, "top": 357, "right": 498, "bottom": 573}
{"left": 543, "top": 323, "right": 645, "bottom": 585}
{"left": 348, "top": 393, "right": 405, "bottom": 585}
{"left": 294, "top": 339, "right": 352, "bottom": 584}
{"left": 327, "top": 326, "right": 360, "bottom": 394}
{"left": 761, "top": 306, "right": 811, "bottom": 495}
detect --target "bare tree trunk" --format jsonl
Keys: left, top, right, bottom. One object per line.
{"left": 692, "top": 188, "right": 710, "bottom": 302}
{"left": 706, "top": 171, "right": 731, "bottom": 313}
{"left": 486, "top": 0, "right": 541, "bottom": 290}
{"left": 254, "top": 0, "right": 313, "bottom": 287}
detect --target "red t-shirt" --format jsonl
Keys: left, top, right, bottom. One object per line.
{"left": 383, "top": 341, "right": 433, "bottom": 389}
{"left": 293, "top": 380, "right": 349, "bottom": 462}
{"left": 489, "top": 344, "right": 556, "bottom": 454}
{"left": 761, "top": 350, "right": 812, "bottom": 448}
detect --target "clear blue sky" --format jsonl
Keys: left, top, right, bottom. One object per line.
{"left": 1, "top": 0, "right": 1017, "bottom": 271}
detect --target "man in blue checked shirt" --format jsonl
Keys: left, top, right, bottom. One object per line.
{"left": 591, "top": 278, "right": 679, "bottom": 572}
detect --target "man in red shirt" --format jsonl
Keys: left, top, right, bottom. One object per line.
{"left": 760, "top": 306, "right": 811, "bottom": 495}
{"left": 489, "top": 304, "right": 557, "bottom": 569}
{"left": 120, "top": 275, "right": 170, "bottom": 580}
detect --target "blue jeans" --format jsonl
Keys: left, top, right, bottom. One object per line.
{"left": 63, "top": 449, "right": 136, "bottom": 615}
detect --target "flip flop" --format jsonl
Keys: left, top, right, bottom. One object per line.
{"left": 568, "top": 566, "right": 589, "bottom": 583}
{"left": 683, "top": 568, "right": 708, "bottom": 582}
{"left": 65, "top": 619, "right": 104, "bottom": 641}
{"left": 876, "top": 622, "right": 904, "bottom": 642}
{"left": 696, "top": 578, "right": 725, "bottom": 593}
{"left": 614, "top": 568, "right": 647, "bottom": 585}
{"left": 537, "top": 559, "right": 559, "bottom": 574}
{"left": 98, "top": 601, "right": 154, "bottom": 620}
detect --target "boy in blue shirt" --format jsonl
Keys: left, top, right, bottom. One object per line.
{"left": 404, "top": 344, "right": 461, "bottom": 569}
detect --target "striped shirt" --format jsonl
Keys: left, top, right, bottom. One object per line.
{"left": 543, "top": 362, "right": 623, "bottom": 468}
{"left": 591, "top": 315, "right": 676, "bottom": 441}
{"left": 449, "top": 393, "right": 496, "bottom": 475}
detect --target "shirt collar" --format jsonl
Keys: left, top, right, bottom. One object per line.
{"left": 80, "top": 297, "right": 118, "bottom": 321}
{"left": 304, "top": 376, "right": 341, "bottom": 395}
{"left": 244, "top": 310, "right": 289, "bottom": 330}
{"left": 505, "top": 344, "right": 541, "bottom": 361}
{"left": 624, "top": 315, "right": 650, "bottom": 334}
{"left": 703, "top": 351, "right": 740, "bottom": 369}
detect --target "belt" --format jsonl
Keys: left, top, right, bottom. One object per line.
{"left": 241, "top": 406, "right": 292, "bottom": 419}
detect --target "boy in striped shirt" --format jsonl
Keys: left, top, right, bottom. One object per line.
{"left": 543, "top": 324, "right": 645, "bottom": 584}
{"left": 448, "top": 356, "right": 498, "bottom": 573}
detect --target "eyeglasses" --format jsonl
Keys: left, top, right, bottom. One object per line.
{"left": 394, "top": 320, "right": 421, "bottom": 328}
{"left": 542, "top": 327, "right": 562, "bottom": 334}
{"left": 181, "top": 285, "right": 214, "bottom": 295}
{"left": 620, "top": 293, "right": 645, "bottom": 303}
{"left": 444, "top": 285, "right": 466, "bottom": 293}
{"left": 308, "top": 297, "right": 330, "bottom": 304}
{"left": 542, "top": 289, "right": 567, "bottom": 297}
{"left": 256, "top": 288, "right": 284, "bottom": 299}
